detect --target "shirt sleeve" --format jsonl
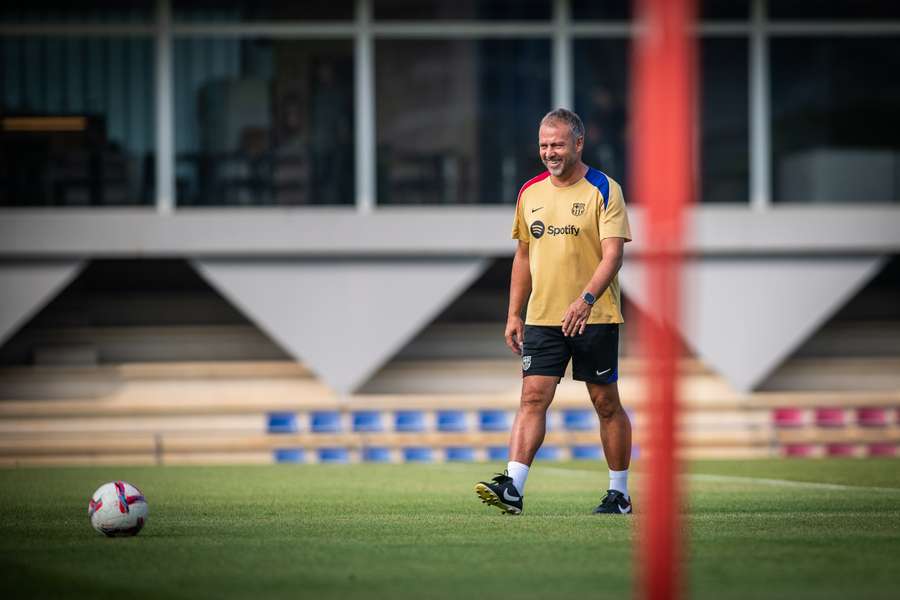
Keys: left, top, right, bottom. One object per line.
{"left": 599, "top": 180, "right": 632, "bottom": 242}
{"left": 511, "top": 195, "right": 528, "bottom": 241}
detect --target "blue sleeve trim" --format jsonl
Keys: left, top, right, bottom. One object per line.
{"left": 584, "top": 167, "right": 611, "bottom": 210}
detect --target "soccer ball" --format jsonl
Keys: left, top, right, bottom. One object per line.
{"left": 88, "top": 481, "right": 148, "bottom": 537}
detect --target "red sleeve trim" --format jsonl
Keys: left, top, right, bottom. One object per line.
{"left": 516, "top": 171, "right": 551, "bottom": 208}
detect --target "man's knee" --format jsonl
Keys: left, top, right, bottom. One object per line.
{"left": 520, "top": 385, "right": 553, "bottom": 412}
{"left": 591, "top": 388, "right": 622, "bottom": 419}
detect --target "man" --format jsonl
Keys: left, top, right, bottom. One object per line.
{"left": 474, "top": 108, "right": 633, "bottom": 516}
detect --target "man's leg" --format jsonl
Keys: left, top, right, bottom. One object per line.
{"left": 587, "top": 381, "right": 632, "bottom": 501}
{"left": 509, "top": 374, "right": 559, "bottom": 465}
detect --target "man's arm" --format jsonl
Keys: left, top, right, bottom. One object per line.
{"left": 505, "top": 241, "right": 532, "bottom": 355}
{"left": 561, "top": 237, "right": 625, "bottom": 337}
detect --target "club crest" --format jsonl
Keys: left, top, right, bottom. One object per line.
{"left": 522, "top": 355, "right": 532, "bottom": 370}
{"left": 571, "top": 202, "right": 586, "bottom": 216}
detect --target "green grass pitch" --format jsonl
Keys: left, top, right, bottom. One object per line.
{"left": 2, "top": 459, "right": 899, "bottom": 599}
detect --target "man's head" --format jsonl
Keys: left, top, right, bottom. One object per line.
{"left": 539, "top": 108, "right": 585, "bottom": 179}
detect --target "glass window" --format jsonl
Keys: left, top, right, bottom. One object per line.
{"left": 700, "top": 38, "right": 748, "bottom": 203}
{"left": 770, "top": 1, "right": 900, "bottom": 20}
{"left": 0, "top": 37, "right": 155, "bottom": 207}
{"left": 771, "top": 38, "right": 900, "bottom": 204}
{"left": 571, "top": 1, "right": 630, "bottom": 20}
{"left": 573, "top": 39, "right": 630, "bottom": 189}
{"left": 0, "top": 1, "right": 152, "bottom": 23}
{"left": 373, "top": 0, "right": 550, "bottom": 20}
{"left": 174, "top": 39, "right": 354, "bottom": 206}
{"left": 173, "top": 0, "right": 354, "bottom": 23}
{"left": 375, "top": 39, "right": 550, "bottom": 205}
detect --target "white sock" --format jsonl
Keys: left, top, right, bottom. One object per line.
{"left": 506, "top": 461, "right": 530, "bottom": 495}
{"left": 609, "top": 468, "right": 629, "bottom": 499}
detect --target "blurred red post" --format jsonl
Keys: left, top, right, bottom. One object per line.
{"left": 631, "top": 0, "right": 696, "bottom": 599}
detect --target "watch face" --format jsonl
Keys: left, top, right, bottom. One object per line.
{"left": 583, "top": 292, "right": 596, "bottom": 305}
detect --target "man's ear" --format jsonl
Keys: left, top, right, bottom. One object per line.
{"left": 575, "top": 135, "right": 585, "bottom": 153}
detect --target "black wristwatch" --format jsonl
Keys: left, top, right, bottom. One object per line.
{"left": 581, "top": 291, "right": 596, "bottom": 305}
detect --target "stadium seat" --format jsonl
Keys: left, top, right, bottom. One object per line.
{"left": 487, "top": 446, "right": 508, "bottom": 461}
{"left": 815, "top": 408, "right": 846, "bottom": 428}
{"left": 867, "top": 443, "right": 896, "bottom": 458}
{"left": 857, "top": 408, "right": 888, "bottom": 427}
{"left": 318, "top": 447, "right": 349, "bottom": 463}
{"left": 267, "top": 412, "right": 299, "bottom": 434}
{"left": 825, "top": 443, "right": 855, "bottom": 457}
{"left": 563, "top": 410, "right": 596, "bottom": 431}
{"left": 403, "top": 447, "right": 433, "bottom": 463}
{"left": 479, "top": 410, "right": 510, "bottom": 432}
{"left": 784, "top": 444, "right": 815, "bottom": 457}
{"left": 570, "top": 445, "right": 603, "bottom": 460}
{"left": 394, "top": 411, "right": 427, "bottom": 432}
{"left": 535, "top": 446, "right": 560, "bottom": 461}
{"left": 273, "top": 448, "right": 304, "bottom": 463}
{"left": 311, "top": 411, "right": 343, "bottom": 433}
{"left": 353, "top": 411, "right": 383, "bottom": 432}
{"left": 362, "top": 446, "right": 392, "bottom": 462}
{"left": 773, "top": 408, "right": 805, "bottom": 428}
{"left": 445, "top": 447, "right": 475, "bottom": 462}
{"left": 436, "top": 410, "right": 468, "bottom": 432}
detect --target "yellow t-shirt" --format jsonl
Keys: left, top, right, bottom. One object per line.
{"left": 511, "top": 167, "right": 632, "bottom": 326}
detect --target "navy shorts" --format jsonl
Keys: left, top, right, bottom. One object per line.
{"left": 521, "top": 324, "right": 619, "bottom": 384}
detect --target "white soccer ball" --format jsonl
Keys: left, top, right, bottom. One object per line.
{"left": 88, "top": 481, "right": 149, "bottom": 537}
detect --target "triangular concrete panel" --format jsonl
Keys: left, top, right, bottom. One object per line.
{"left": 0, "top": 261, "right": 85, "bottom": 346}
{"left": 620, "top": 256, "right": 887, "bottom": 392}
{"left": 193, "top": 258, "right": 490, "bottom": 394}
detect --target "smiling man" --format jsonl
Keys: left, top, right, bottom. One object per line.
{"left": 474, "top": 108, "right": 633, "bottom": 516}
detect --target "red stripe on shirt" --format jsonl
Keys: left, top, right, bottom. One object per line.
{"left": 516, "top": 171, "right": 551, "bottom": 208}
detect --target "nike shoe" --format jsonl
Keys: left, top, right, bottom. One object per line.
{"left": 474, "top": 472, "right": 523, "bottom": 515}
{"left": 592, "top": 489, "right": 632, "bottom": 515}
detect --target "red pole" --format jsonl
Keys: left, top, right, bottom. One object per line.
{"left": 632, "top": 0, "right": 696, "bottom": 599}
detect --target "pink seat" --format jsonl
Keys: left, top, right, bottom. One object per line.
{"left": 825, "top": 443, "right": 855, "bottom": 457}
{"left": 868, "top": 443, "right": 896, "bottom": 458}
{"left": 815, "top": 408, "right": 845, "bottom": 428}
{"left": 857, "top": 408, "right": 888, "bottom": 427}
{"left": 784, "top": 444, "right": 814, "bottom": 457}
{"left": 774, "top": 408, "right": 804, "bottom": 428}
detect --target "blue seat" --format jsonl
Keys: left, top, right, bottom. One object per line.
{"left": 403, "top": 447, "right": 433, "bottom": 463}
{"left": 311, "top": 411, "right": 342, "bottom": 433}
{"left": 267, "top": 412, "right": 299, "bottom": 434}
{"left": 394, "top": 410, "right": 426, "bottom": 432}
{"left": 445, "top": 446, "right": 475, "bottom": 462}
{"left": 571, "top": 445, "right": 603, "bottom": 460}
{"left": 535, "top": 445, "right": 560, "bottom": 461}
{"left": 487, "top": 446, "right": 509, "bottom": 461}
{"left": 273, "top": 448, "right": 304, "bottom": 463}
{"left": 563, "top": 410, "right": 596, "bottom": 431}
{"left": 362, "top": 447, "right": 392, "bottom": 462}
{"left": 353, "top": 411, "right": 383, "bottom": 432}
{"left": 318, "top": 447, "right": 349, "bottom": 463}
{"left": 479, "top": 410, "right": 510, "bottom": 432}
{"left": 436, "top": 410, "right": 468, "bottom": 432}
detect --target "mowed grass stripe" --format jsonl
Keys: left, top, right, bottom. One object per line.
{"left": 0, "top": 461, "right": 898, "bottom": 600}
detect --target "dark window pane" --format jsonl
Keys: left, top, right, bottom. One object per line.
{"left": 376, "top": 39, "right": 550, "bottom": 205}
{"left": 771, "top": 1, "right": 900, "bottom": 20}
{"left": 174, "top": 39, "right": 354, "bottom": 206}
{"left": 573, "top": 39, "right": 629, "bottom": 189}
{"left": 771, "top": 38, "right": 900, "bottom": 204}
{"left": 701, "top": 0, "right": 749, "bottom": 20}
{"left": 1, "top": 1, "right": 152, "bottom": 23}
{"left": 373, "top": 1, "right": 550, "bottom": 20}
{"left": 0, "top": 38, "right": 155, "bottom": 207}
{"left": 701, "top": 38, "right": 749, "bottom": 203}
{"left": 571, "top": 1, "right": 630, "bottom": 20}
{"left": 173, "top": 0, "right": 354, "bottom": 22}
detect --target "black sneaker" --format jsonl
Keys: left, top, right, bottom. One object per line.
{"left": 592, "top": 489, "right": 632, "bottom": 515}
{"left": 474, "top": 472, "right": 523, "bottom": 515}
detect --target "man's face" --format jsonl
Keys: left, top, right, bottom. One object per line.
{"left": 539, "top": 122, "right": 583, "bottom": 178}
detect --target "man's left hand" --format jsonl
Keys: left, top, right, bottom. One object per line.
{"left": 561, "top": 297, "right": 592, "bottom": 337}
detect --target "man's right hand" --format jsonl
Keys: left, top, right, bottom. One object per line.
{"left": 505, "top": 315, "right": 524, "bottom": 355}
